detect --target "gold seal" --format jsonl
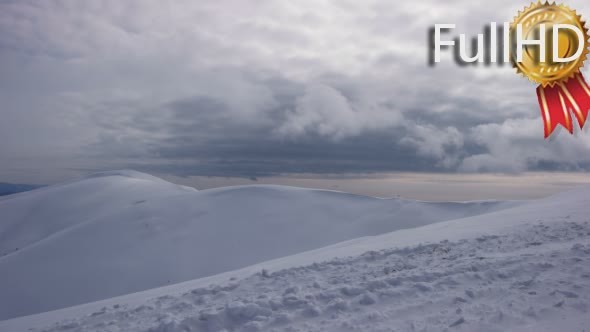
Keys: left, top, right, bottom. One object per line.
{"left": 511, "top": 2, "right": 589, "bottom": 87}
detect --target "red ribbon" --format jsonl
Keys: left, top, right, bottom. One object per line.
{"left": 536, "top": 73, "right": 590, "bottom": 138}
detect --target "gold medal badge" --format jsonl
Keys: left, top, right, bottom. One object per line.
{"left": 511, "top": 2, "right": 590, "bottom": 138}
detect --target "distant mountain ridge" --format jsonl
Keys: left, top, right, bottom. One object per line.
{"left": 0, "top": 183, "right": 43, "bottom": 197}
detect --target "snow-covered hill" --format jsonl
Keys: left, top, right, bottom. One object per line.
{"left": 1, "top": 183, "right": 589, "bottom": 331}
{"left": 0, "top": 171, "right": 517, "bottom": 320}
{"left": 0, "top": 170, "right": 197, "bottom": 258}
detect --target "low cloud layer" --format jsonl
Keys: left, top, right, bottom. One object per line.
{"left": 2, "top": 0, "right": 590, "bottom": 182}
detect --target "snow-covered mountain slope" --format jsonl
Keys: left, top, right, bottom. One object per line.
{"left": 1, "top": 185, "right": 588, "bottom": 332}
{"left": 0, "top": 170, "right": 196, "bottom": 258}
{"left": 0, "top": 171, "right": 517, "bottom": 320}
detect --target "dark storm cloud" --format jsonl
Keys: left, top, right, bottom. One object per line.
{"left": 2, "top": 0, "right": 590, "bottom": 182}
{"left": 85, "top": 73, "right": 481, "bottom": 177}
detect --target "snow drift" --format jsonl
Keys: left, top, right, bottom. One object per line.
{"left": 0, "top": 171, "right": 517, "bottom": 320}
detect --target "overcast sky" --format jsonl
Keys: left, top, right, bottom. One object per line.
{"left": 2, "top": 0, "right": 590, "bottom": 199}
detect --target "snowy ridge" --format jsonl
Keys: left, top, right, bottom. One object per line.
{"left": 0, "top": 184, "right": 589, "bottom": 331}
{"left": 0, "top": 170, "right": 196, "bottom": 258}
{"left": 81, "top": 170, "right": 173, "bottom": 182}
{"left": 0, "top": 171, "right": 519, "bottom": 320}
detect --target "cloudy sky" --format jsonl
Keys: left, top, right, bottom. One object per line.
{"left": 2, "top": 0, "right": 590, "bottom": 199}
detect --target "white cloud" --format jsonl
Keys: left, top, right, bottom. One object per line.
{"left": 460, "top": 118, "right": 590, "bottom": 173}
{"left": 276, "top": 84, "right": 403, "bottom": 140}
{"left": 401, "top": 124, "right": 464, "bottom": 168}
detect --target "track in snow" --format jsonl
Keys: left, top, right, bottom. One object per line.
{"left": 36, "top": 220, "right": 590, "bottom": 332}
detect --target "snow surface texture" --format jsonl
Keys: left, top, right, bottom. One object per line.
{"left": 0, "top": 171, "right": 517, "bottom": 320}
{"left": 1, "top": 182, "right": 589, "bottom": 331}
